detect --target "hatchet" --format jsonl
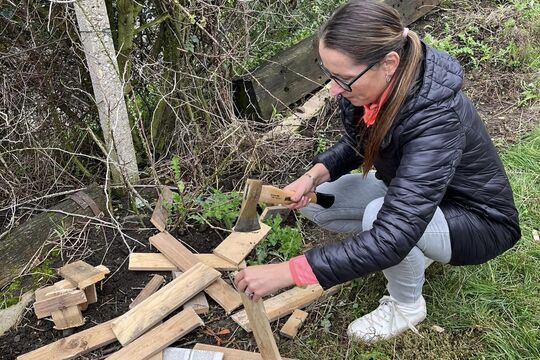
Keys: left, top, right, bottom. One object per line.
{"left": 233, "top": 180, "right": 335, "bottom": 232}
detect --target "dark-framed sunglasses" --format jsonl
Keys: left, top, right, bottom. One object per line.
{"left": 319, "top": 61, "right": 377, "bottom": 92}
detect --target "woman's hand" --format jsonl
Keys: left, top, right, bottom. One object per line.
{"left": 283, "top": 174, "right": 316, "bottom": 210}
{"left": 234, "top": 262, "right": 294, "bottom": 302}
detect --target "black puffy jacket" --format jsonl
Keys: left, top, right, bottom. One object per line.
{"left": 305, "top": 43, "right": 521, "bottom": 289}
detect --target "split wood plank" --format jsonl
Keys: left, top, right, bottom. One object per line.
{"left": 260, "top": 206, "right": 291, "bottom": 222}
{"left": 173, "top": 271, "right": 209, "bottom": 315}
{"left": 149, "top": 232, "right": 242, "bottom": 314}
{"left": 129, "top": 253, "right": 246, "bottom": 272}
{"left": 16, "top": 319, "right": 117, "bottom": 360}
{"left": 193, "top": 344, "right": 296, "bottom": 360}
{"left": 58, "top": 260, "right": 105, "bottom": 289}
{"left": 213, "top": 223, "right": 271, "bottom": 265}
{"left": 149, "top": 353, "right": 163, "bottom": 360}
{"left": 231, "top": 285, "right": 339, "bottom": 332}
{"left": 279, "top": 309, "right": 308, "bottom": 339}
{"left": 129, "top": 274, "right": 165, "bottom": 309}
{"left": 108, "top": 308, "right": 203, "bottom": 360}
{"left": 240, "top": 292, "right": 281, "bottom": 360}
{"left": 111, "top": 262, "right": 220, "bottom": 345}
{"left": 34, "top": 289, "right": 87, "bottom": 319}
{"left": 150, "top": 186, "right": 174, "bottom": 232}
{"left": 197, "top": 254, "right": 247, "bottom": 271}
{"left": 51, "top": 305, "right": 85, "bottom": 330}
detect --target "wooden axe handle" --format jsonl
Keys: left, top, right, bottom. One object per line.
{"left": 260, "top": 185, "right": 316, "bottom": 205}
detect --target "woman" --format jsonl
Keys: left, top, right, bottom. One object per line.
{"left": 234, "top": 0, "right": 520, "bottom": 343}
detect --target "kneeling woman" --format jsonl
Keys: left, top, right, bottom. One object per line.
{"left": 234, "top": 0, "right": 520, "bottom": 343}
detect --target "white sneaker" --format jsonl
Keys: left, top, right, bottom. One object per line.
{"left": 347, "top": 295, "right": 427, "bottom": 343}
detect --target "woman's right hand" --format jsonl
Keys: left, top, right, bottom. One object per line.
{"left": 283, "top": 174, "right": 316, "bottom": 210}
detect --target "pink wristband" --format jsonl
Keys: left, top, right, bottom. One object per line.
{"left": 289, "top": 255, "right": 319, "bottom": 286}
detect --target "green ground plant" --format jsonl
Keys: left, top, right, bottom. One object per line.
{"left": 252, "top": 215, "right": 303, "bottom": 264}
{"left": 190, "top": 189, "right": 242, "bottom": 230}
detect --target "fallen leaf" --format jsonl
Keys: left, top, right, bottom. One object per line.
{"left": 432, "top": 325, "right": 445, "bottom": 333}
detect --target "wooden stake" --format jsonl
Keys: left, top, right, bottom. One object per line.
{"left": 240, "top": 293, "right": 281, "bottom": 360}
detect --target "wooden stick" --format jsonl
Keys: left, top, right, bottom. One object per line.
{"left": 240, "top": 292, "right": 281, "bottom": 360}
{"left": 193, "top": 344, "right": 297, "bottom": 360}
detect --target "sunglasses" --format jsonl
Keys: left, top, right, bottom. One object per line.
{"left": 319, "top": 61, "right": 377, "bottom": 92}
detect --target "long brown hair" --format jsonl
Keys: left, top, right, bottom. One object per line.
{"left": 319, "top": 0, "right": 423, "bottom": 174}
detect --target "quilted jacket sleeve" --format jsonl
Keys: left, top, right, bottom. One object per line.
{"left": 305, "top": 108, "right": 466, "bottom": 289}
{"left": 312, "top": 97, "right": 364, "bottom": 181}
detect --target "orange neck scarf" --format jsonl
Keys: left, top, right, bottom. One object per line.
{"left": 363, "top": 81, "right": 394, "bottom": 127}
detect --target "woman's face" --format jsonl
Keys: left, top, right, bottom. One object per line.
{"left": 319, "top": 40, "right": 396, "bottom": 106}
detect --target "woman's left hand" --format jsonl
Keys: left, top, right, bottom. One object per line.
{"left": 234, "top": 262, "right": 294, "bottom": 302}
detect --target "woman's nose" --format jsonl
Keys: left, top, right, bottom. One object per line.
{"left": 329, "top": 80, "right": 345, "bottom": 97}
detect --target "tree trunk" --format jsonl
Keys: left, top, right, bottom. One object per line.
{"left": 0, "top": 185, "right": 107, "bottom": 288}
{"left": 74, "top": 0, "right": 140, "bottom": 185}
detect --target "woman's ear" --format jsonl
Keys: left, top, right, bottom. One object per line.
{"left": 384, "top": 51, "right": 401, "bottom": 77}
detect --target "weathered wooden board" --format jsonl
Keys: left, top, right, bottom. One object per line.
{"left": 231, "top": 285, "right": 339, "bottom": 332}
{"left": 58, "top": 260, "right": 105, "bottom": 289}
{"left": 129, "top": 253, "right": 246, "bottom": 272}
{"left": 240, "top": 292, "right": 281, "bottom": 360}
{"left": 0, "top": 185, "right": 106, "bottom": 288}
{"left": 172, "top": 271, "right": 209, "bottom": 315}
{"left": 16, "top": 319, "right": 117, "bottom": 360}
{"left": 193, "top": 344, "right": 296, "bottom": 360}
{"left": 213, "top": 223, "right": 271, "bottom": 265}
{"left": 129, "top": 274, "right": 165, "bottom": 309}
{"left": 111, "top": 262, "right": 220, "bottom": 345}
{"left": 234, "top": 0, "right": 440, "bottom": 120}
{"left": 150, "top": 186, "right": 175, "bottom": 232}
{"left": 107, "top": 308, "right": 203, "bottom": 360}
{"left": 149, "top": 232, "right": 242, "bottom": 314}
{"left": 279, "top": 309, "right": 308, "bottom": 339}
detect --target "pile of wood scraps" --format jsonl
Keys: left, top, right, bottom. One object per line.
{"left": 33, "top": 260, "right": 109, "bottom": 330}
{"left": 18, "top": 184, "right": 339, "bottom": 359}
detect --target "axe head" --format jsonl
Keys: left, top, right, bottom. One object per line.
{"left": 233, "top": 179, "right": 262, "bottom": 232}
